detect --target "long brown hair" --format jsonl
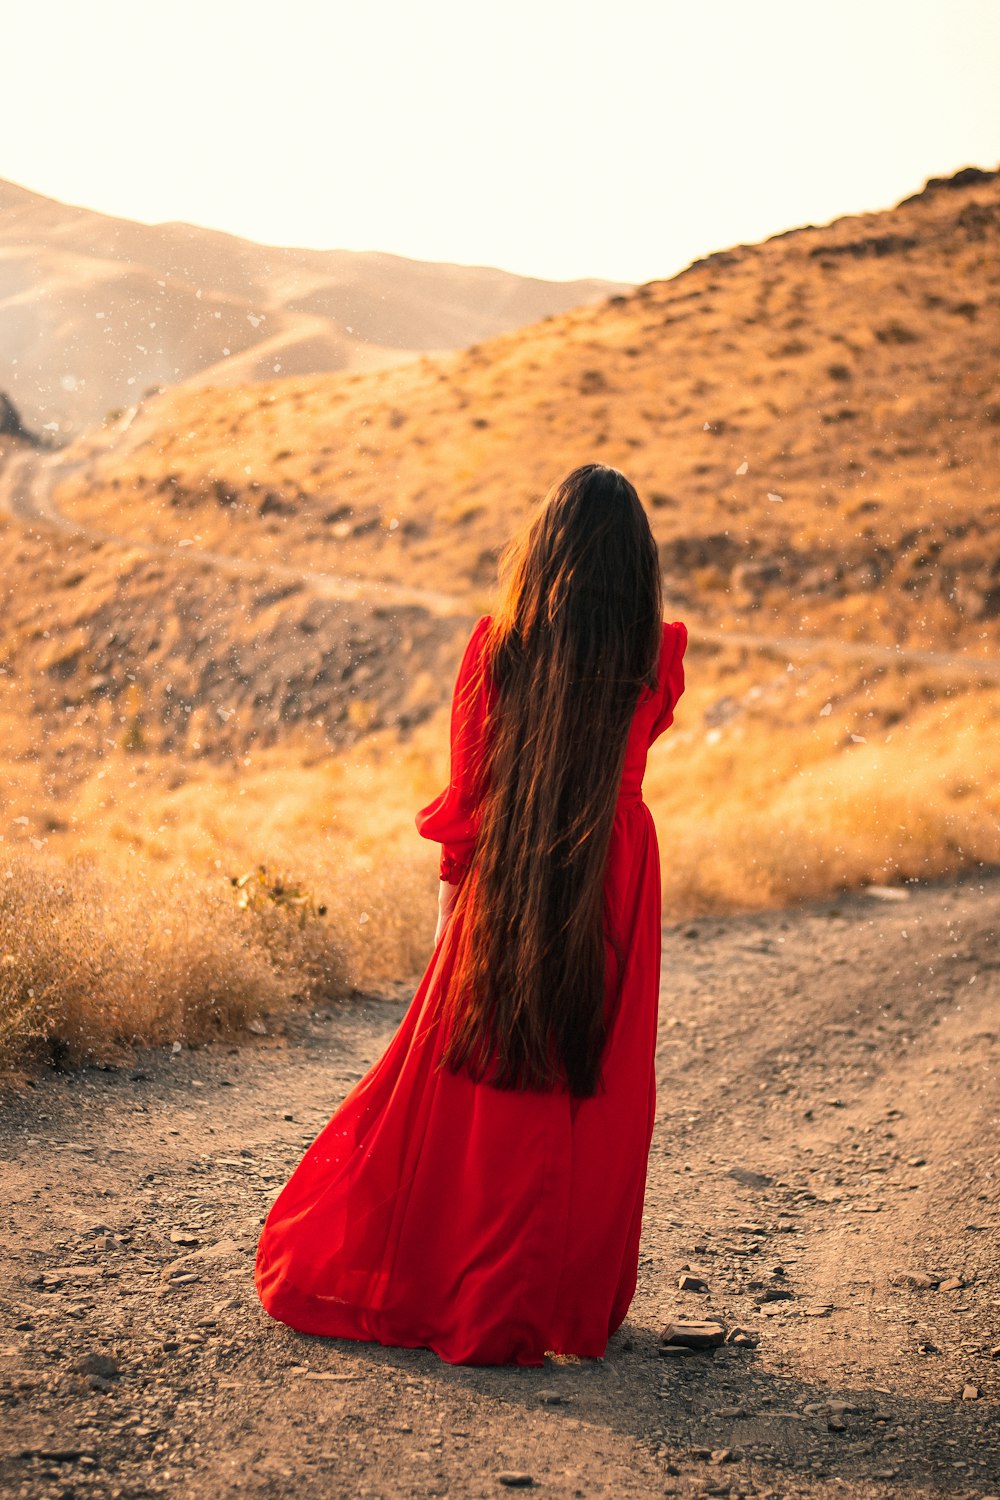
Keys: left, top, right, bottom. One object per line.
{"left": 440, "top": 464, "right": 663, "bottom": 1097}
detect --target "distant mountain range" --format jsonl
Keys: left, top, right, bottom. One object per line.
{"left": 0, "top": 176, "right": 625, "bottom": 436}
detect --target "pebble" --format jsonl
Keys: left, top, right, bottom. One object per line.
{"left": 660, "top": 1320, "right": 726, "bottom": 1349}
{"left": 19, "top": 1447, "right": 87, "bottom": 1462}
{"left": 678, "top": 1273, "right": 709, "bottom": 1292}
{"left": 211, "top": 1296, "right": 241, "bottom": 1315}
{"left": 73, "top": 1353, "right": 119, "bottom": 1378}
{"left": 497, "top": 1473, "right": 535, "bottom": 1488}
{"left": 890, "top": 1270, "right": 937, "bottom": 1289}
{"left": 962, "top": 1384, "right": 980, "bottom": 1400}
{"left": 728, "top": 1168, "right": 773, "bottom": 1189}
{"left": 937, "top": 1276, "right": 965, "bottom": 1292}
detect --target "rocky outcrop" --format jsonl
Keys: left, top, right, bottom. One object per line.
{"left": 0, "top": 390, "right": 45, "bottom": 446}
{"left": 899, "top": 163, "right": 999, "bottom": 206}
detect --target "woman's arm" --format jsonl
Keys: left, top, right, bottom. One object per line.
{"left": 649, "top": 621, "right": 688, "bottom": 744}
{"left": 433, "top": 877, "right": 463, "bottom": 946}
{"left": 415, "top": 615, "right": 495, "bottom": 919}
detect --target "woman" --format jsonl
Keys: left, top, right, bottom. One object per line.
{"left": 254, "top": 464, "right": 688, "bottom": 1366}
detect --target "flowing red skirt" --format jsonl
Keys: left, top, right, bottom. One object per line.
{"left": 254, "top": 796, "right": 662, "bottom": 1367}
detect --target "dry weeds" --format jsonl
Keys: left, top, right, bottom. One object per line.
{"left": 0, "top": 842, "right": 432, "bottom": 1072}
{"left": 643, "top": 648, "right": 1000, "bottom": 916}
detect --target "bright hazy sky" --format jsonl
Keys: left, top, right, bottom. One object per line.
{"left": 5, "top": 0, "right": 999, "bottom": 284}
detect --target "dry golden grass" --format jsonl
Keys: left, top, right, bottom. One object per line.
{"left": 0, "top": 849, "right": 281, "bottom": 1070}
{"left": 0, "top": 834, "right": 434, "bottom": 1072}
{"left": 1, "top": 642, "right": 997, "bottom": 1071}
{"left": 643, "top": 651, "right": 1000, "bottom": 915}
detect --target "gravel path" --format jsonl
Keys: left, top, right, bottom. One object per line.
{"left": 2, "top": 868, "right": 999, "bottom": 1500}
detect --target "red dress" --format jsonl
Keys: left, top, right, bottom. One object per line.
{"left": 254, "top": 615, "right": 688, "bottom": 1366}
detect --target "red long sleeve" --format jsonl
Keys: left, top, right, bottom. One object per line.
{"left": 415, "top": 615, "right": 496, "bottom": 882}
{"left": 648, "top": 621, "right": 688, "bottom": 745}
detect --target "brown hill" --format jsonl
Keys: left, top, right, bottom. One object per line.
{"left": 0, "top": 176, "right": 623, "bottom": 438}
{"left": 2, "top": 168, "right": 999, "bottom": 1066}
{"left": 51, "top": 165, "right": 1000, "bottom": 655}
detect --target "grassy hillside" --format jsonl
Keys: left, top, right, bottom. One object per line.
{"left": 53, "top": 165, "right": 1000, "bottom": 653}
{"left": 2, "top": 165, "right": 999, "bottom": 1068}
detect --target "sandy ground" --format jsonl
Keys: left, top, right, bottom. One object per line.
{"left": 2, "top": 866, "right": 998, "bottom": 1500}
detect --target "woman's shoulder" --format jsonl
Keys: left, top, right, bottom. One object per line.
{"left": 456, "top": 616, "right": 495, "bottom": 690}
{"left": 662, "top": 618, "right": 688, "bottom": 653}
{"left": 650, "top": 619, "right": 687, "bottom": 698}
{"left": 657, "top": 618, "right": 688, "bottom": 666}
{"left": 461, "top": 615, "right": 492, "bottom": 650}
{"left": 635, "top": 621, "right": 685, "bottom": 705}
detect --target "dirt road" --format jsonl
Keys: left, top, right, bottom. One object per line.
{"left": 2, "top": 867, "right": 998, "bottom": 1499}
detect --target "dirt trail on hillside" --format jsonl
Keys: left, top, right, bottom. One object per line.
{"left": 0, "top": 450, "right": 462, "bottom": 619}
{"left": 4, "top": 448, "right": 1000, "bottom": 684}
{"left": 2, "top": 868, "right": 998, "bottom": 1500}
